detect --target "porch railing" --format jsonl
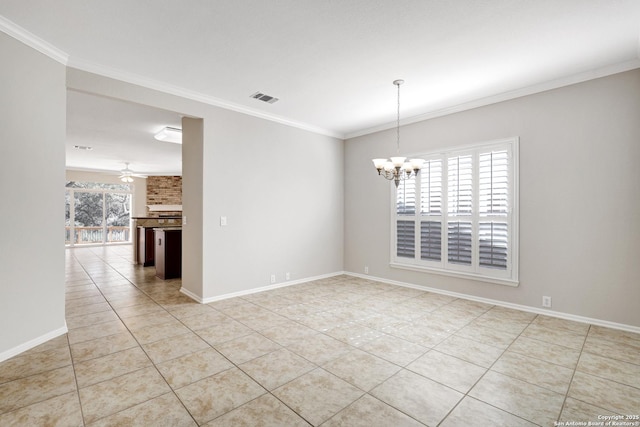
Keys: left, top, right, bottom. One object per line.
{"left": 65, "top": 226, "right": 131, "bottom": 245}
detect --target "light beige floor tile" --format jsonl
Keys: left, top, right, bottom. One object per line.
{"left": 130, "top": 318, "right": 191, "bottom": 345}
{"left": 70, "top": 331, "right": 138, "bottom": 362}
{"left": 90, "top": 392, "right": 196, "bottom": 427}
{"left": 175, "top": 368, "right": 266, "bottom": 425}
{"left": 386, "top": 321, "right": 451, "bottom": 347}
{"left": 273, "top": 368, "right": 364, "bottom": 426}
{"left": 142, "top": 332, "right": 211, "bottom": 364}
{"left": 204, "top": 393, "right": 309, "bottom": 427}
{"left": 259, "top": 321, "right": 317, "bottom": 347}
{"left": 66, "top": 310, "right": 119, "bottom": 330}
{"left": 239, "top": 348, "right": 315, "bottom": 390}
{"left": 78, "top": 366, "right": 170, "bottom": 424}
{"left": 19, "top": 334, "right": 69, "bottom": 356}
{"left": 322, "top": 393, "right": 423, "bottom": 427}
{"left": 0, "top": 346, "right": 71, "bottom": 384}
{"left": 568, "top": 371, "right": 640, "bottom": 414}
{"left": 470, "top": 316, "right": 530, "bottom": 335}
{"left": 120, "top": 310, "right": 176, "bottom": 330}
{"left": 358, "top": 334, "right": 428, "bottom": 366}
{"left": 521, "top": 323, "right": 587, "bottom": 350}
{"left": 583, "top": 335, "right": 640, "bottom": 365}
{"left": 323, "top": 349, "right": 401, "bottom": 391}
{"left": 67, "top": 320, "right": 128, "bottom": 345}
{"left": 435, "top": 335, "right": 504, "bottom": 368}
{"left": 0, "top": 366, "right": 76, "bottom": 415}
{"left": 0, "top": 391, "right": 83, "bottom": 427}
{"left": 370, "top": 369, "right": 462, "bottom": 426}
{"left": 113, "top": 302, "right": 165, "bottom": 318}
{"left": 482, "top": 306, "right": 537, "bottom": 323}
{"left": 74, "top": 346, "right": 151, "bottom": 388}
{"left": 179, "top": 310, "right": 231, "bottom": 331}
{"left": 440, "top": 396, "right": 536, "bottom": 427}
{"left": 107, "top": 294, "right": 154, "bottom": 309}
{"left": 532, "top": 315, "right": 591, "bottom": 335}
{"left": 407, "top": 350, "right": 486, "bottom": 393}
{"left": 325, "top": 324, "right": 384, "bottom": 347}
{"left": 65, "top": 294, "right": 107, "bottom": 309}
{"left": 297, "top": 311, "right": 350, "bottom": 332}
{"left": 577, "top": 351, "right": 640, "bottom": 388}
{"left": 469, "top": 370, "right": 565, "bottom": 426}
{"left": 157, "top": 348, "right": 234, "bottom": 389}
{"left": 196, "top": 319, "right": 254, "bottom": 346}
{"left": 454, "top": 322, "right": 519, "bottom": 349}
{"left": 588, "top": 325, "right": 640, "bottom": 347}
{"left": 287, "top": 333, "right": 354, "bottom": 365}
{"left": 559, "top": 397, "right": 619, "bottom": 423}
{"left": 214, "top": 333, "right": 281, "bottom": 364}
{"left": 492, "top": 351, "right": 574, "bottom": 394}
{"left": 166, "top": 301, "right": 218, "bottom": 319}
{"left": 508, "top": 335, "right": 581, "bottom": 368}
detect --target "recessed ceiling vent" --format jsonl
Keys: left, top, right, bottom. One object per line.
{"left": 250, "top": 92, "right": 279, "bottom": 104}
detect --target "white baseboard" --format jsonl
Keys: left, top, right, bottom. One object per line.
{"left": 0, "top": 325, "right": 68, "bottom": 363}
{"left": 180, "top": 271, "right": 346, "bottom": 304}
{"left": 346, "top": 272, "right": 640, "bottom": 334}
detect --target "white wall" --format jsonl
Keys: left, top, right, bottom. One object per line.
{"left": 345, "top": 69, "right": 640, "bottom": 327}
{"left": 0, "top": 32, "right": 67, "bottom": 359}
{"left": 65, "top": 170, "right": 147, "bottom": 217}
{"left": 66, "top": 68, "right": 345, "bottom": 302}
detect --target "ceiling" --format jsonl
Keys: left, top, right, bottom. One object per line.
{"left": 2, "top": 0, "right": 640, "bottom": 175}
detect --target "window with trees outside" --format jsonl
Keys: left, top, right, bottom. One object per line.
{"left": 65, "top": 181, "right": 132, "bottom": 246}
{"left": 392, "top": 138, "right": 519, "bottom": 286}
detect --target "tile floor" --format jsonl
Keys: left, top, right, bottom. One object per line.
{"left": 1, "top": 246, "right": 639, "bottom": 426}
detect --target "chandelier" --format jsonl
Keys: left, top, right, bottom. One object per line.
{"left": 372, "top": 79, "right": 425, "bottom": 187}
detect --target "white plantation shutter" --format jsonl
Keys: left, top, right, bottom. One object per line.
{"left": 392, "top": 138, "right": 518, "bottom": 285}
{"left": 420, "top": 160, "right": 442, "bottom": 215}
{"left": 396, "top": 175, "right": 416, "bottom": 215}
{"left": 479, "top": 150, "right": 509, "bottom": 216}
{"left": 448, "top": 155, "right": 473, "bottom": 215}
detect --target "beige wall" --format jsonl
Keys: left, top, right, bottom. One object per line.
{"left": 0, "top": 32, "right": 67, "bottom": 359}
{"left": 345, "top": 69, "right": 640, "bottom": 327}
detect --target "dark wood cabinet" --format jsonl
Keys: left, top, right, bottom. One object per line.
{"left": 154, "top": 228, "right": 182, "bottom": 280}
{"left": 137, "top": 227, "right": 155, "bottom": 266}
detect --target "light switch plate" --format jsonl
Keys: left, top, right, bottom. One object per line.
{"left": 220, "top": 216, "right": 227, "bottom": 226}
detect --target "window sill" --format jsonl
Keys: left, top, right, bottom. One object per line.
{"left": 389, "top": 262, "right": 519, "bottom": 287}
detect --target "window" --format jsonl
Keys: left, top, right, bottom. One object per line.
{"left": 65, "top": 181, "right": 132, "bottom": 246}
{"left": 391, "top": 138, "right": 519, "bottom": 286}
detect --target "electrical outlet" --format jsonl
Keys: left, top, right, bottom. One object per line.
{"left": 270, "top": 274, "right": 276, "bottom": 284}
{"left": 364, "top": 266, "right": 369, "bottom": 274}
{"left": 542, "top": 296, "right": 552, "bottom": 308}
{"left": 285, "top": 272, "right": 290, "bottom": 280}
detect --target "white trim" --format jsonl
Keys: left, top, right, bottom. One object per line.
{"left": 389, "top": 262, "right": 519, "bottom": 287}
{"left": 0, "top": 325, "right": 68, "bottom": 363}
{"left": 67, "top": 57, "right": 343, "bottom": 139}
{"left": 180, "top": 271, "right": 346, "bottom": 304}
{"left": 346, "top": 59, "right": 640, "bottom": 139}
{"left": 346, "top": 272, "right": 640, "bottom": 334}
{"left": 0, "top": 16, "right": 68, "bottom": 64}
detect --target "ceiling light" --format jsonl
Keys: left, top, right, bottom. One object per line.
{"left": 372, "top": 80, "right": 425, "bottom": 187}
{"left": 154, "top": 126, "right": 182, "bottom": 144}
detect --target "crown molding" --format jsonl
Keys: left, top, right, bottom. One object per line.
{"left": 345, "top": 59, "right": 640, "bottom": 140}
{"left": 67, "top": 57, "right": 344, "bottom": 140}
{"left": 0, "top": 15, "right": 68, "bottom": 64}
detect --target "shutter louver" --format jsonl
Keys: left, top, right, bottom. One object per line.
{"left": 396, "top": 176, "right": 416, "bottom": 215}
{"left": 448, "top": 155, "right": 473, "bottom": 215}
{"left": 479, "top": 222, "right": 508, "bottom": 269}
{"left": 421, "top": 221, "right": 441, "bottom": 261}
{"left": 448, "top": 221, "right": 472, "bottom": 265}
{"left": 421, "top": 160, "right": 442, "bottom": 215}
{"left": 397, "top": 220, "right": 415, "bottom": 258}
{"left": 479, "top": 150, "right": 509, "bottom": 216}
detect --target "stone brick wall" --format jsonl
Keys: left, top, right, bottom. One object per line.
{"left": 146, "top": 176, "right": 182, "bottom": 216}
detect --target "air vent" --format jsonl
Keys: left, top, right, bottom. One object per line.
{"left": 250, "top": 92, "right": 279, "bottom": 104}
{"left": 73, "top": 145, "right": 93, "bottom": 150}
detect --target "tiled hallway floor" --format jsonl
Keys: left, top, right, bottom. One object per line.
{"left": 1, "top": 246, "right": 639, "bottom": 426}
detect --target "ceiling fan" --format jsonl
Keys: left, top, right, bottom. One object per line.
{"left": 119, "top": 162, "right": 146, "bottom": 182}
